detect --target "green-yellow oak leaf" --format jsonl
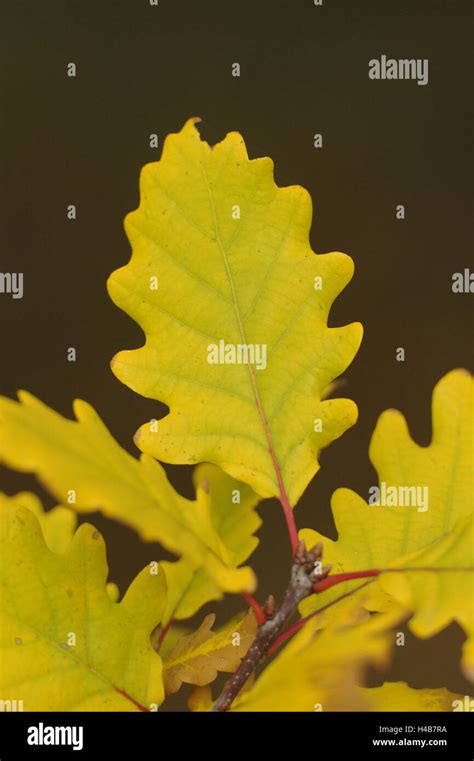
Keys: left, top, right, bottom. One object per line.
{"left": 300, "top": 369, "right": 474, "bottom": 675}
{"left": 0, "top": 491, "right": 120, "bottom": 601}
{"left": 380, "top": 514, "right": 474, "bottom": 679}
{"left": 160, "top": 463, "right": 261, "bottom": 623}
{"left": 0, "top": 392, "right": 255, "bottom": 595}
{"left": 0, "top": 491, "right": 76, "bottom": 555}
{"left": 0, "top": 503, "right": 165, "bottom": 711}
{"left": 108, "top": 118, "right": 362, "bottom": 505}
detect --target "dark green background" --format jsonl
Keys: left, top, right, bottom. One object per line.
{"left": 1, "top": 0, "right": 472, "bottom": 707}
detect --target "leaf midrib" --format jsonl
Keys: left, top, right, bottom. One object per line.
{"left": 200, "top": 151, "right": 288, "bottom": 502}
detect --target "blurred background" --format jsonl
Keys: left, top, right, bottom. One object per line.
{"left": 0, "top": 0, "right": 472, "bottom": 708}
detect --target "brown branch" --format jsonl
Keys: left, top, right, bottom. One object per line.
{"left": 211, "top": 541, "right": 331, "bottom": 712}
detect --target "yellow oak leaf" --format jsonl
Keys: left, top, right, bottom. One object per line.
{"left": 188, "top": 685, "right": 214, "bottom": 712}
{"left": 362, "top": 681, "right": 466, "bottom": 712}
{"left": 163, "top": 610, "right": 257, "bottom": 694}
{"left": 0, "top": 502, "right": 165, "bottom": 711}
{"left": 0, "top": 491, "right": 119, "bottom": 601}
{"left": 0, "top": 491, "right": 76, "bottom": 554}
{"left": 160, "top": 463, "right": 261, "bottom": 623}
{"left": 188, "top": 673, "right": 255, "bottom": 712}
{"left": 380, "top": 514, "right": 474, "bottom": 679}
{"left": 0, "top": 392, "right": 255, "bottom": 595}
{"left": 300, "top": 370, "right": 474, "bottom": 674}
{"left": 108, "top": 118, "right": 362, "bottom": 506}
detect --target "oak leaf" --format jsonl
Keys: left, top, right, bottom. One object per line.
{"left": 0, "top": 491, "right": 120, "bottom": 600}
{"left": 361, "top": 681, "right": 466, "bottom": 712}
{"left": 108, "top": 118, "right": 362, "bottom": 505}
{"left": 0, "top": 392, "right": 255, "bottom": 595}
{"left": 160, "top": 463, "right": 261, "bottom": 623}
{"left": 0, "top": 491, "right": 76, "bottom": 554}
{"left": 300, "top": 370, "right": 474, "bottom": 675}
{"left": 0, "top": 503, "right": 165, "bottom": 711}
{"left": 163, "top": 610, "right": 257, "bottom": 694}
{"left": 231, "top": 679, "right": 463, "bottom": 713}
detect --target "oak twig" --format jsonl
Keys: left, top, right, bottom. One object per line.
{"left": 211, "top": 541, "right": 331, "bottom": 712}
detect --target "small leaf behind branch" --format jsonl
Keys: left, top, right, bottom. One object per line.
{"left": 163, "top": 611, "right": 257, "bottom": 694}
